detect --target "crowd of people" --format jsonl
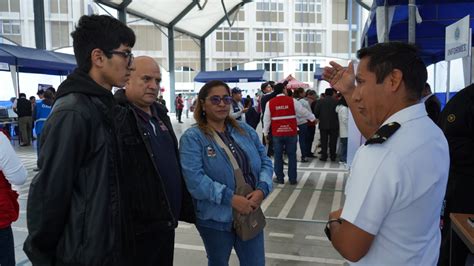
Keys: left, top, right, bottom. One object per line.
{"left": 0, "top": 14, "right": 473, "bottom": 266}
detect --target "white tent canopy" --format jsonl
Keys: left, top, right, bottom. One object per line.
{"left": 95, "top": 0, "right": 249, "bottom": 39}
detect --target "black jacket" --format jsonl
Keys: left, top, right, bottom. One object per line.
{"left": 24, "top": 70, "right": 123, "bottom": 266}
{"left": 16, "top": 97, "right": 32, "bottom": 117}
{"left": 438, "top": 84, "right": 474, "bottom": 265}
{"left": 113, "top": 89, "right": 195, "bottom": 235}
{"left": 314, "top": 97, "right": 339, "bottom": 130}
{"left": 424, "top": 94, "right": 441, "bottom": 124}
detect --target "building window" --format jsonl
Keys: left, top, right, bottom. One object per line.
{"left": 256, "top": 29, "right": 285, "bottom": 53}
{"left": 175, "top": 34, "right": 199, "bottom": 53}
{"left": 175, "top": 59, "right": 199, "bottom": 82}
{"left": 332, "top": 30, "right": 357, "bottom": 54}
{"left": 295, "top": 62, "right": 315, "bottom": 82}
{"left": 215, "top": 28, "right": 245, "bottom": 52}
{"left": 256, "top": 61, "right": 283, "bottom": 81}
{"left": 294, "top": 30, "right": 322, "bottom": 54}
{"left": 0, "top": 20, "right": 21, "bottom": 35}
{"left": 236, "top": 6, "right": 245, "bottom": 21}
{"left": 50, "top": 21, "right": 70, "bottom": 48}
{"left": 215, "top": 59, "right": 247, "bottom": 71}
{"left": 0, "top": 0, "right": 20, "bottom": 12}
{"left": 50, "top": 0, "right": 69, "bottom": 14}
{"left": 256, "top": 0, "right": 284, "bottom": 23}
{"left": 129, "top": 24, "right": 162, "bottom": 51}
{"left": 294, "top": 0, "right": 322, "bottom": 24}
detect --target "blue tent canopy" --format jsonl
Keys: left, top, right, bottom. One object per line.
{"left": 194, "top": 70, "right": 267, "bottom": 83}
{"left": 0, "top": 44, "right": 76, "bottom": 75}
{"left": 0, "top": 49, "right": 15, "bottom": 66}
{"left": 364, "top": 1, "right": 474, "bottom": 65}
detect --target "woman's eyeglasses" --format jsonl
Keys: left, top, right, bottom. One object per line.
{"left": 105, "top": 50, "right": 134, "bottom": 67}
{"left": 208, "top": 95, "right": 233, "bottom": 105}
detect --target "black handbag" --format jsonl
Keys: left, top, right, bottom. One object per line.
{"left": 213, "top": 130, "right": 266, "bottom": 241}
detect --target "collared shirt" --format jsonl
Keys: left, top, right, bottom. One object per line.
{"left": 133, "top": 105, "right": 182, "bottom": 218}
{"left": 262, "top": 94, "right": 315, "bottom": 135}
{"left": 341, "top": 103, "right": 449, "bottom": 265}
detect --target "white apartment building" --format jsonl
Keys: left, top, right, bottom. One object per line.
{"left": 0, "top": 0, "right": 364, "bottom": 97}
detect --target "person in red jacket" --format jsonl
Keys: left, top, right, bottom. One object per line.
{"left": 262, "top": 83, "right": 315, "bottom": 185}
{"left": 0, "top": 131, "right": 27, "bottom": 266}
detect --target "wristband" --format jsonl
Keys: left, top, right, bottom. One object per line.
{"left": 324, "top": 218, "right": 343, "bottom": 241}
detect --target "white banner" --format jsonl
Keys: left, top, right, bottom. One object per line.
{"left": 445, "top": 15, "right": 470, "bottom": 61}
{"left": 0, "top": 62, "right": 9, "bottom": 71}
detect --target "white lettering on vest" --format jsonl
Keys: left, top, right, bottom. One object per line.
{"left": 275, "top": 105, "right": 289, "bottom": 110}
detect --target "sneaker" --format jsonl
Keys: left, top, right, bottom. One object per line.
{"left": 273, "top": 178, "right": 284, "bottom": 184}
{"left": 289, "top": 180, "right": 298, "bottom": 185}
{"left": 319, "top": 157, "right": 327, "bottom": 162}
{"left": 301, "top": 157, "right": 308, "bottom": 162}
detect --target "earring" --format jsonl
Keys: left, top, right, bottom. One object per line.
{"left": 202, "top": 111, "right": 206, "bottom": 116}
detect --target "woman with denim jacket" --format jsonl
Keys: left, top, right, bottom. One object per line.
{"left": 179, "top": 80, "right": 273, "bottom": 266}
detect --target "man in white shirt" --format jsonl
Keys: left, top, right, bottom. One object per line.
{"left": 322, "top": 42, "right": 449, "bottom": 264}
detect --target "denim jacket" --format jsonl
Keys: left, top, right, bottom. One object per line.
{"left": 179, "top": 122, "right": 273, "bottom": 231}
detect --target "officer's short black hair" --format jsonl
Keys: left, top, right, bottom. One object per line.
{"left": 71, "top": 15, "right": 136, "bottom": 72}
{"left": 357, "top": 42, "right": 427, "bottom": 101}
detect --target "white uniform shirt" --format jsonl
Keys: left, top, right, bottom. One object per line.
{"left": 341, "top": 103, "right": 449, "bottom": 265}
{"left": 0, "top": 132, "right": 27, "bottom": 186}
{"left": 262, "top": 94, "right": 315, "bottom": 135}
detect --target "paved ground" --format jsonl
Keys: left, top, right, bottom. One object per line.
{"left": 10, "top": 114, "right": 348, "bottom": 266}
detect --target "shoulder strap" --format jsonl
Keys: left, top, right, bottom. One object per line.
{"left": 212, "top": 130, "right": 246, "bottom": 187}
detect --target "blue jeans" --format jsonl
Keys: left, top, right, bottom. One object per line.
{"left": 297, "top": 124, "right": 308, "bottom": 158}
{"left": 339, "top": 137, "right": 348, "bottom": 162}
{"left": 196, "top": 225, "right": 265, "bottom": 266}
{"left": 273, "top": 135, "right": 297, "bottom": 183}
{"left": 0, "top": 226, "right": 15, "bottom": 266}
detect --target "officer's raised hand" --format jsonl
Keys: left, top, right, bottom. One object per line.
{"left": 322, "top": 61, "right": 355, "bottom": 96}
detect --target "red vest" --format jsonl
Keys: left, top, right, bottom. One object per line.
{"left": 0, "top": 171, "right": 19, "bottom": 229}
{"left": 269, "top": 96, "right": 298, "bottom": 136}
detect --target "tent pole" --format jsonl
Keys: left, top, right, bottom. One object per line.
{"left": 384, "top": 0, "right": 389, "bottom": 42}
{"left": 168, "top": 26, "right": 176, "bottom": 113}
{"left": 408, "top": 0, "right": 416, "bottom": 43}
{"left": 446, "top": 60, "right": 450, "bottom": 103}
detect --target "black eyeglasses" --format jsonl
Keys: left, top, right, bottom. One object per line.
{"left": 208, "top": 95, "right": 233, "bottom": 105}
{"left": 105, "top": 50, "right": 134, "bottom": 67}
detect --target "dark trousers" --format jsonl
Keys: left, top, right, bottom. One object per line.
{"left": 131, "top": 229, "right": 175, "bottom": 266}
{"left": 177, "top": 109, "right": 183, "bottom": 122}
{"left": 263, "top": 131, "right": 274, "bottom": 157}
{"left": 320, "top": 128, "right": 338, "bottom": 160}
{"left": 0, "top": 226, "right": 15, "bottom": 266}
{"left": 297, "top": 124, "right": 309, "bottom": 158}
{"left": 19, "top": 116, "right": 32, "bottom": 145}
{"left": 306, "top": 125, "right": 316, "bottom": 155}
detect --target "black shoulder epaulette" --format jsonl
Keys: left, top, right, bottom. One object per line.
{"left": 365, "top": 122, "right": 401, "bottom": 145}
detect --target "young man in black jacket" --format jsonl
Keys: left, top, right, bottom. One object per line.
{"left": 114, "top": 56, "right": 195, "bottom": 266}
{"left": 24, "top": 15, "right": 136, "bottom": 266}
